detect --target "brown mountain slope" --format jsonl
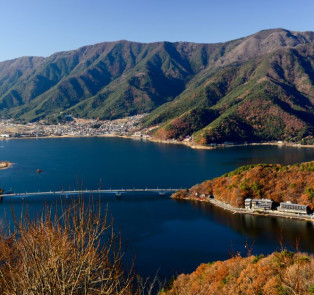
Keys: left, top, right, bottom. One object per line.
{"left": 216, "top": 28, "right": 314, "bottom": 66}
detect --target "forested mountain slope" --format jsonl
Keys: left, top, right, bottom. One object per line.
{"left": 0, "top": 28, "right": 313, "bottom": 143}
{"left": 172, "top": 161, "right": 314, "bottom": 210}
{"left": 146, "top": 41, "right": 314, "bottom": 144}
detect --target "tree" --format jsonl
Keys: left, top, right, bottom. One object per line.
{"left": 0, "top": 198, "right": 143, "bottom": 294}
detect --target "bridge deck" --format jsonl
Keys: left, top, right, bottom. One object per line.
{"left": 1, "top": 188, "right": 180, "bottom": 198}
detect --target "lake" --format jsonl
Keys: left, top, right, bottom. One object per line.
{"left": 0, "top": 137, "right": 313, "bottom": 279}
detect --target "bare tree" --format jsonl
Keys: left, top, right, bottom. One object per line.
{"left": 0, "top": 197, "right": 145, "bottom": 295}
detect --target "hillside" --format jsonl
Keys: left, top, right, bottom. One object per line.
{"left": 0, "top": 28, "right": 313, "bottom": 143}
{"left": 146, "top": 43, "right": 314, "bottom": 144}
{"left": 172, "top": 161, "right": 314, "bottom": 210}
{"left": 161, "top": 251, "right": 314, "bottom": 295}
{"left": 0, "top": 40, "right": 226, "bottom": 121}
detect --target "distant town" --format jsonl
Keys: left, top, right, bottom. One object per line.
{"left": 0, "top": 114, "right": 150, "bottom": 139}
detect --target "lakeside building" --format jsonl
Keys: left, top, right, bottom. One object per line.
{"left": 244, "top": 198, "right": 273, "bottom": 210}
{"left": 244, "top": 199, "right": 312, "bottom": 216}
{"left": 277, "top": 202, "right": 309, "bottom": 215}
{"left": 0, "top": 134, "right": 10, "bottom": 138}
{"left": 245, "top": 198, "right": 252, "bottom": 210}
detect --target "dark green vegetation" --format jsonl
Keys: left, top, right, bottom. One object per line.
{"left": 0, "top": 29, "right": 314, "bottom": 143}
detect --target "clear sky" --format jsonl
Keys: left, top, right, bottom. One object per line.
{"left": 0, "top": 0, "right": 313, "bottom": 62}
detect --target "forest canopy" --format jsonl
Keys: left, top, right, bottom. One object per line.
{"left": 172, "top": 161, "right": 314, "bottom": 210}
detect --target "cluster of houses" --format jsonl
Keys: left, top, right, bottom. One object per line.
{"left": 0, "top": 114, "right": 147, "bottom": 138}
{"left": 194, "top": 192, "right": 312, "bottom": 217}
{"left": 244, "top": 198, "right": 311, "bottom": 215}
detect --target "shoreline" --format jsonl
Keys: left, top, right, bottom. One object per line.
{"left": 174, "top": 196, "right": 314, "bottom": 222}
{"left": 1, "top": 133, "right": 314, "bottom": 150}
{"left": 148, "top": 137, "right": 314, "bottom": 150}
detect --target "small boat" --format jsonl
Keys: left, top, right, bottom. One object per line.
{"left": 116, "top": 192, "right": 122, "bottom": 199}
{"left": 159, "top": 191, "right": 166, "bottom": 196}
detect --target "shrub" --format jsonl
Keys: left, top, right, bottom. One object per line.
{"left": 0, "top": 199, "right": 143, "bottom": 295}
{"left": 253, "top": 254, "right": 264, "bottom": 264}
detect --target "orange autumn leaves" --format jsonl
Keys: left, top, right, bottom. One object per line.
{"left": 161, "top": 251, "right": 314, "bottom": 295}
{"left": 173, "top": 161, "right": 314, "bottom": 210}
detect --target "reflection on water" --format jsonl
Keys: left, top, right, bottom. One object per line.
{"left": 224, "top": 145, "right": 313, "bottom": 167}
{"left": 186, "top": 200, "right": 314, "bottom": 253}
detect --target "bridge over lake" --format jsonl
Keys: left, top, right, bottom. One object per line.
{"left": 0, "top": 188, "right": 180, "bottom": 199}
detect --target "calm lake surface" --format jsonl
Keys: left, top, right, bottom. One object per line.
{"left": 0, "top": 137, "right": 313, "bottom": 279}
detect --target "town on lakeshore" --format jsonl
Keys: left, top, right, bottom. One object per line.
{"left": 0, "top": 114, "right": 149, "bottom": 139}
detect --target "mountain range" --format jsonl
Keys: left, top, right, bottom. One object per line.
{"left": 0, "top": 28, "right": 313, "bottom": 144}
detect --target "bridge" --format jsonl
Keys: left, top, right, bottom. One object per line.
{"left": 0, "top": 188, "right": 180, "bottom": 199}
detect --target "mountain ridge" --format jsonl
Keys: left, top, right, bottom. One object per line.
{"left": 0, "top": 28, "right": 313, "bottom": 143}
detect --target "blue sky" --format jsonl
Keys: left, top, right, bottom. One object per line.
{"left": 0, "top": 0, "right": 313, "bottom": 61}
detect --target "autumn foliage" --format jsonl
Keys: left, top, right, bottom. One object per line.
{"left": 161, "top": 251, "right": 314, "bottom": 295}
{"left": 172, "top": 161, "right": 314, "bottom": 210}
{"left": 0, "top": 200, "right": 147, "bottom": 295}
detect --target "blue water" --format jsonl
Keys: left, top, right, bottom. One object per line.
{"left": 0, "top": 137, "right": 313, "bottom": 279}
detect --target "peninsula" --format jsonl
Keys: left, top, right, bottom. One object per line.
{"left": 172, "top": 161, "right": 314, "bottom": 221}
